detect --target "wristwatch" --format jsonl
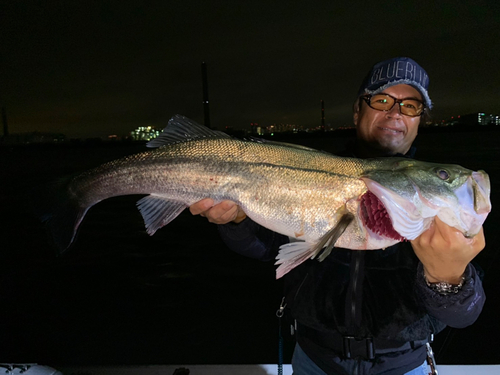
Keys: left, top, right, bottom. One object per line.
{"left": 424, "top": 273, "right": 466, "bottom": 295}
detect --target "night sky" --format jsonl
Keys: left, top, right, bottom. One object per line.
{"left": 2, "top": 1, "right": 499, "bottom": 139}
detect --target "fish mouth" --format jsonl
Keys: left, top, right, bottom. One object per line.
{"left": 471, "top": 171, "right": 491, "bottom": 215}
{"left": 359, "top": 191, "right": 406, "bottom": 241}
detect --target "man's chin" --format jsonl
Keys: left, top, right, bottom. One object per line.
{"left": 358, "top": 140, "right": 409, "bottom": 157}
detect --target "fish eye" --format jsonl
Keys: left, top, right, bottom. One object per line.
{"left": 436, "top": 169, "right": 450, "bottom": 180}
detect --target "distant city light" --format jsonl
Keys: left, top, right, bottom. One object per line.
{"left": 131, "top": 126, "right": 161, "bottom": 141}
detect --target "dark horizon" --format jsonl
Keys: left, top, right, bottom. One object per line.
{"left": 2, "top": 106, "right": 499, "bottom": 143}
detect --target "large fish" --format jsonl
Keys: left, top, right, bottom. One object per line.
{"left": 40, "top": 115, "right": 491, "bottom": 278}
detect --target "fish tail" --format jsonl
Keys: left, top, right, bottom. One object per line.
{"left": 34, "top": 177, "right": 89, "bottom": 253}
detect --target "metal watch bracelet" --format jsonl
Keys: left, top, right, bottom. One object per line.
{"left": 424, "top": 273, "right": 466, "bottom": 295}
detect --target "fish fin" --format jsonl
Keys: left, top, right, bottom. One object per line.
{"left": 275, "top": 242, "right": 316, "bottom": 279}
{"left": 146, "top": 115, "right": 231, "bottom": 148}
{"left": 137, "top": 195, "right": 187, "bottom": 235}
{"left": 314, "top": 212, "right": 354, "bottom": 262}
{"left": 274, "top": 212, "right": 354, "bottom": 278}
{"left": 34, "top": 177, "right": 90, "bottom": 253}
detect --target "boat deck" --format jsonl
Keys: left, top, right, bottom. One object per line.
{"left": 58, "top": 364, "right": 500, "bottom": 375}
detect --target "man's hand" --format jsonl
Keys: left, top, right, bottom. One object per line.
{"left": 411, "top": 216, "right": 485, "bottom": 284}
{"left": 189, "top": 199, "right": 247, "bottom": 224}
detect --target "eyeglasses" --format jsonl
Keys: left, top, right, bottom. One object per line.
{"left": 362, "top": 93, "right": 425, "bottom": 117}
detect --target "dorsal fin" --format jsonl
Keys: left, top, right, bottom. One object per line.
{"left": 147, "top": 114, "right": 231, "bottom": 148}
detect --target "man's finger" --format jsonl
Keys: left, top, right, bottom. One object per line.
{"left": 217, "top": 203, "right": 239, "bottom": 222}
{"left": 206, "top": 201, "right": 236, "bottom": 221}
{"left": 189, "top": 198, "right": 214, "bottom": 215}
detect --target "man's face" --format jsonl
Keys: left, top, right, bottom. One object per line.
{"left": 353, "top": 84, "right": 423, "bottom": 156}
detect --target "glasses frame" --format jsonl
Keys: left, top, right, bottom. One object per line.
{"left": 361, "top": 93, "right": 426, "bottom": 117}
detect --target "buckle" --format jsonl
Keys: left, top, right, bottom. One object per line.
{"left": 410, "top": 333, "right": 433, "bottom": 349}
{"left": 343, "top": 336, "right": 375, "bottom": 360}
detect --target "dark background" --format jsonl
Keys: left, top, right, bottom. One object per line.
{"left": 1, "top": 1, "right": 499, "bottom": 139}
{"left": 0, "top": 126, "right": 499, "bottom": 366}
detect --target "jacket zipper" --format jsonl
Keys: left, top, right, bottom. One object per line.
{"left": 351, "top": 253, "right": 361, "bottom": 323}
{"left": 351, "top": 251, "right": 364, "bottom": 374}
{"left": 347, "top": 251, "right": 364, "bottom": 333}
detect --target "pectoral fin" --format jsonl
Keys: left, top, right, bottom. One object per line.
{"left": 275, "top": 210, "right": 354, "bottom": 279}
{"left": 313, "top": 212, "right": 354, "bottom": 262}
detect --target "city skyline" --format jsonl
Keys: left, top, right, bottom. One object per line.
{"left": 3, "top": 106, "right": 498, "bottom": 142}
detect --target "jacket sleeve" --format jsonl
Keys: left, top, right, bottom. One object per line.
{"left": 415, "top": 262, "right": 485, "bottom": 328}
{"left": 217, "top": 218, "right": 289, "bottom": 262}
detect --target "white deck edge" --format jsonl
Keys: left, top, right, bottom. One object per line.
{"left": 58, "top": 364, "right": 500, "bottom": 375}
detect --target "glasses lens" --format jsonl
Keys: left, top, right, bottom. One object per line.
{"left": 399, "top": 99, "right": 424, "bottom": 116}
{"left": 368, "top": 94, "right": 394, "bottom": 111}
{"left": 367, "top": 94, "right": 424, "bottom": 117}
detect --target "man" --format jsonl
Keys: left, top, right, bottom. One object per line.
{"left": 190, "top": 57, "right": 485, "bottom": 375}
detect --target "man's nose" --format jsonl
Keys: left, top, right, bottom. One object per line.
{"left": 385, "top": 103, "right": 402, "bottom": 118}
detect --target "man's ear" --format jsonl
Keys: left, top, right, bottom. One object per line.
{"left": 352, "top": 97, "right": 361, "bottom": 127}
{"left": 353, "top": 108, "right": 359, "bottom": 127}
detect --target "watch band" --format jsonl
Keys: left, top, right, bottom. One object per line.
{"left": 424, "top": 273, "right": 465, "bottom": 295}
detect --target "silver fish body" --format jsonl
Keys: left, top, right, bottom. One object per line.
{"left": 43, "top": 115, "right": 491, "bottom": 278}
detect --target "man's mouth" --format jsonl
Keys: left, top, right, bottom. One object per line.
{"left": 377, "top": 126, "right": 404, "bottom": 134}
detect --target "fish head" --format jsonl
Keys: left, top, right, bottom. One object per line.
{"left": 360, "top": 159, "right": 491, "bottom": 241}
